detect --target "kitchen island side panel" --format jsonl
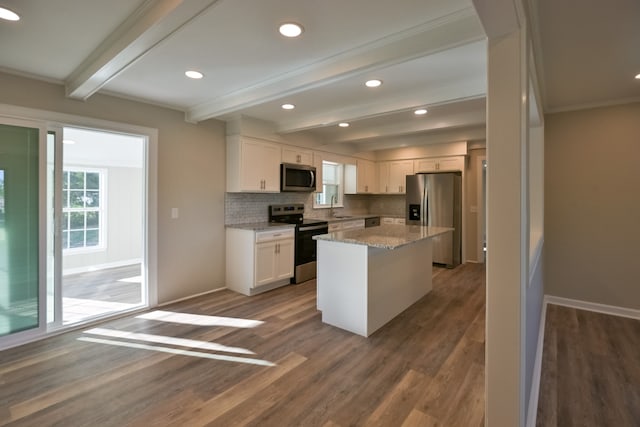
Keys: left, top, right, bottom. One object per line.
{"left": 316, "top": 238, "right": 433, "bottom": 337}
{"left": 316, "top": 240, "right": 369, "bottom": 336}
{"left": 367, "top": 239, "right": 432, "bottom": 335}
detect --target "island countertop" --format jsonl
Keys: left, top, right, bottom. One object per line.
{"left": 313, "top": 224, "right": 453, "bottom": 250}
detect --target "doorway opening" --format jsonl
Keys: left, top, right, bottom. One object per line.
{"left": 60, "top": 127, "right": 146, "bottom": 325}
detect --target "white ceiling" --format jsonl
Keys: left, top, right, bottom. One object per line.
{"left": 534, "top": 0, "right": 640, "bottom": 112}
{"left": 0, "top": 0, "right": 638, "bottom": 151}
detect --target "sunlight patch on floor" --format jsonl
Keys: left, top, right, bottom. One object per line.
{"left": 136, "top": 310, "right": 264, "bottom": 328}
{"left": 84, "top": 327, "right": 255, "bottom": 355}
{"left": 63, "top": 298, "right": 139, "bottom": 325}
{"left": 77, "top": 337, "right": 275, "bottom": 366}
{"left": 117, "top": 275, "right": 142, "bottom": 283}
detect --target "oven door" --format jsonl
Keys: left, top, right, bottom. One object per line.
{"left": 294, "top": 223, "right": 328, "bottom": 283}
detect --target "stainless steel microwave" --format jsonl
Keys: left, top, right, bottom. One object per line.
{"left": 280, "top": 163, "right": 316, "bottom": 192}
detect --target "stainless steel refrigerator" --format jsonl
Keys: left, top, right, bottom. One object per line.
{"left": 406, "top": 172, "right": 462, "bottom": 267}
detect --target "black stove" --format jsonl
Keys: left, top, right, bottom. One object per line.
{"left": 269, "top": 204, "right": 328, "bottom": 284}
{"left": 268, "top": 204, "right": 327, "bottom": 227}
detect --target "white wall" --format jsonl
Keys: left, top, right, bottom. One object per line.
{"left": 63, "top": 166, "right": 143, "bottom": 274}
{"left": 545, "top": 102, "right": 640, "bottom": 310}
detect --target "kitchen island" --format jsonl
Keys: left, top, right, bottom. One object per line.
{"left": 314, "top": 224, "right": 452, "bottom": 337}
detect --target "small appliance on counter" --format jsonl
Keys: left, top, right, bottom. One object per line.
{"left": 269, "top": 204, "right": 328, "bottom": 283}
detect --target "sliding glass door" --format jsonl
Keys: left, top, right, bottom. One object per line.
{"left": 1, "top": 115, "right": 151, "bottom": 349}
{"left": 0, "top": 121, "right": 45, "bottom": 342}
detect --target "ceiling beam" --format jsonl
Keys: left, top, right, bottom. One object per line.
{"left": 65, "top": 0, "right": 221, "bottom": 100}
{"left": 351, "top": 125, "right": 487, "bottom": 152}
{"left": 276, "top": 79, "right": 486, "bottom": 134}
{"left": 186, "top": 7, "right": 485, "bottom": 122}
{"left": 331, "top": 109, "right": 486, "bottom": 144}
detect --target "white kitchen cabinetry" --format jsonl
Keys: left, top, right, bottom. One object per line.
{"left": 282, "top": 146, "right": 313, "bottom": 166}
{"left": 226, "top": 227, "right": 295, "bottom": 295}
{"left": 345, "top": 159, "right": 376, "bottom": 194}
{"left": 378, "top": 160, "right": 414, "bottom": 193}
{"left": 413, "top": 156, "right": 464, "bottom": 173}
{"left": 342, "top": 219, "right": 365, "bottom": 230}
{"left": 382, "top": 217, "right": 406, "bottom": 225}
{"left": 227, "top": 136, "right": 281, "bottom": 192}
{"left": 313, "top": 151, "right": 324, "bottom": 192}
{"left": 328, "top": 219, "right": 365, "bottom": 231}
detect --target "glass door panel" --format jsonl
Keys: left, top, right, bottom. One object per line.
{"left": 61, "top": 127, "right": 146, "bottom": 325}
{"left": 0, "top": 124, "right": 40, "bottom": 337}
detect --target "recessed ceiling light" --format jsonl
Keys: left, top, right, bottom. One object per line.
{"left": 63, "top": 139, "right": 76, "bottom": 145}
{"left": 365, "top": 79, "right": 382, "bottom": 88}
{"left": 338, "top": 122, "right": 350, "bottom": 128}
{"left": 635, "top": 73, "right": 640, "bottom": 80}
{"left": 414, "top": 109, "right": 428, "bottom": 115}
{"left": 185, "top": 70, "right": 204, "bottom": 79}
{"left": 0, "top": 7, "right": 20, "bottom": 21}
{"left": 281, "top": 103, "right": 295, "bottom": 110}
{"left": 279, "top": 22, "right": 304, "bottom": 38}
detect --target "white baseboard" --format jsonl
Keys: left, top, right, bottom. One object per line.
{"left": 545, "top": 295, "right": 640, "bottom": 320}
{"left": 526, "top": 294, "right": 640, "bottom": 427}
{"left": 526, "top": 300, "right": 548, "bottom": 427}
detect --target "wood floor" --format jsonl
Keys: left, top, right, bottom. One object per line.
{"left": 63, "top": 264, "right": 142, "bottom": 303}
{"left": 536, "top": 304, "right": 640, "bottom": 427}
{"left": 0, "top": 263, "right": 485, "bottom": 427}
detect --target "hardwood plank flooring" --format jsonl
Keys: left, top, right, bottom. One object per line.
{"left": 536, "top": 304, "right": 640, "bottom": 427}
{"left": 0, "top": 263, "right": 486, "bottom": 427}
{"left": 63, "top": 264, "right": 142, "bottom": 303}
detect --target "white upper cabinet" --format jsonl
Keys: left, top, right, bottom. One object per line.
{"left": 227, "top": 136, "right": 281, "bottom": 192}
{"left": 282, "top": 146, "right": 313, "bottom": 166}
{"left": 414, "top": 156, "right": 464, "bottom": 173}
{"left": 378, "top": 160, "right": 413, "bottom": 193}
{"left": 345, "top": 159, "right": 376, "bottom": 194}
{"left": 313, "top": 151, "right": 324, "bottom": 192}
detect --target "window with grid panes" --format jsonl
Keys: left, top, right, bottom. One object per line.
{"left": 62, "top": 169, "right": 104, "bottom": 250}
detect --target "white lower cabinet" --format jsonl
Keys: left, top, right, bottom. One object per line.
{"left": 328, "top": 219, "right": 365, "bottom": 231}
{"left": 382, "top": 217, "right": 406, "bottom": 225}
{"left": 255, "top": 238, "right": 294, "bottom": 287}
{"left": 226, "top": 227, "right": 295, "bottom": 295}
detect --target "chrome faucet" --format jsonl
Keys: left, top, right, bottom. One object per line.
{"left": 330, "top": 194, "right": 337, "bottom": 218}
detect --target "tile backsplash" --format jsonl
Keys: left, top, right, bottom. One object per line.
{"left": 225, "top": 192, "right": 406, "bottom": 224}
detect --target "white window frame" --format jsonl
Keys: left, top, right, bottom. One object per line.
{"left": 314, "top": 160, "right": 344, "bottom": 209}
{"left": 62, "top": 167, "right": 107, "bottom": 254}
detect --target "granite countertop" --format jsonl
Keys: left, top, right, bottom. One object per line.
{"left": 226, "top": 222, "right": 296, "bottom": 231}
{"left": 313, "top": 224, "right": 453, "bottom": 250}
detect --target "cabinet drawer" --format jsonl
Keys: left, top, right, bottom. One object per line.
{"left": 255, "top": 228, "right": 294, "bottom": 242}
{"left": 341, "top": 219, "right": 365, "bottom": 230}
{"left": 328, "top": 222, "right": 342, "bottom": 232}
